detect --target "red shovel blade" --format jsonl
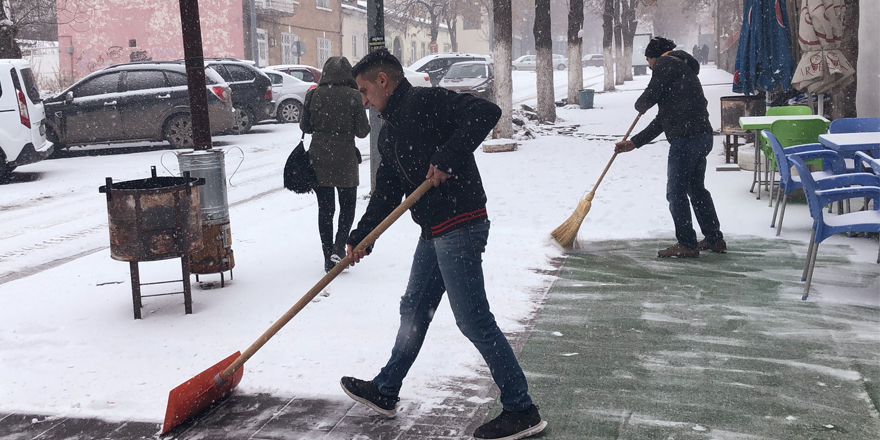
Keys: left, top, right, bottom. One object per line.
{"left": 161, "top": 351, "right": 244, "bottom": 434}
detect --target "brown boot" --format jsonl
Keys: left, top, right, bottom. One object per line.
{"left": 697, "top": 238, "right": 727, "bottom": 254}
{"left": 658, "top": 242, "right": 700, "bottom": 258}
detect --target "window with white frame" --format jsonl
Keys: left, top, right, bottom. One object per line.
{"left": 420, "top": 42, "right": 426, "bottom": 58}
{"left": 352, "top": 34, "right": 358, "bottom": 58}
{"left": 410, "top": 41, "right": 416, "bottom": 64}
{"left": 317, "top": 0, "right": 329, "bottom": 8}
{"left": 363, "top": 36, "right": 368, "bottom": 56}
{"left": 282, "top": 32, "right": 299, "bottom": 64}
{"left": 256, "top": 28, "right": 268, "bottom": 67}
{"left": 317, "top": 37, "right": 332, "bottom": 67}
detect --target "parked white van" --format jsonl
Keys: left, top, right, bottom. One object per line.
{"left": 0, "top": 59, "right": 53, "bottom": 180}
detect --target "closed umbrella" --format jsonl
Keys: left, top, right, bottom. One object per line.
{"left": 791, "top": 0, "right": 855, "bottom": 94}
{"left": 733, "top": 0, "right": 795, "bottom": 95}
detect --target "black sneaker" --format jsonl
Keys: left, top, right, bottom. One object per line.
{"left": 340, "top": 376, "right": 399, "bottom": 417}
{"left": 473, "top": 404, "right": 547, "bottom": 440}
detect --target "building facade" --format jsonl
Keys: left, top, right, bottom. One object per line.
{"left": 255, "top": 0, "right": 343, "bottom": 69}
{"left": 55, "top": 0, "right": 488, "bottom": 81}
{"left": 57, "top": 0, "right": 245, "bottom": 81}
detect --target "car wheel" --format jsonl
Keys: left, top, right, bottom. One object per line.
{"left": 0, "top": 149, "right": 8, "bottom": 182}
{"left": 45, "top": 126, "right": 67, "bottom": 150}
{"left": 557, "top": 64, "right": 566, "bottom": 70}
{"left": 277, "top": 100, "right": 303, "bottom": 123}
{"left": 164, "top": 114, "right": 195, "bottom": 149}
{"left": 231, "top": 106, "right": 253, "bottom": 134}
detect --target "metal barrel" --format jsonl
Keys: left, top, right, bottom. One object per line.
{"left": 177, "top": 150, "right": 230, "bottom": 226}
{"left": 98, "top": 172, "right": 204, "bottom": 262}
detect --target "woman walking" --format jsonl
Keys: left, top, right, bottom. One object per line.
{"left": 300, "top": 56, "right": 370, "bottom": 272}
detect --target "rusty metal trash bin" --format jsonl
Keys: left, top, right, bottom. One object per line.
{"left": 99, "top": 167, "right": 205, "bottom": 319}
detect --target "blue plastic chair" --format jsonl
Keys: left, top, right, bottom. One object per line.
{"left": 762, "top": 130, "right": 846, "bottom": 236}
{"left": 855, "top": 152, "right": 880, "bottom": 178}
{"left": 829, "top": 117, "right": 880, "bottom": 134}
{"left": 789, "top": 155, "right": 880, "bottom": 300}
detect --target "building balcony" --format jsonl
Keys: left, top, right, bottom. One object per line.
{"left": 255, "top": 0, "right": 296, "bottom": 17}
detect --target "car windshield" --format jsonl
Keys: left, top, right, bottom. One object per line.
{"left": 444, "top": 64, "right": 487, "bottom": 80}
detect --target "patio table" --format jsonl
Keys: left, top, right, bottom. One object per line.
{"left": 740, "top": 115, "right": 830, "bottom": 199}
{"left": 818, "top": 132, "right": 880, "bottom": 163}
{"left": 819, "top": 132, "right": 880, "bottom": 212}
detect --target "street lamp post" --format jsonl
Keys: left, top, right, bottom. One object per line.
{"left": 367, "top": 0, "right": 385, "bottom": 192}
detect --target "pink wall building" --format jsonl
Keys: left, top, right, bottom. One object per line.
{"left": 58, "top": 0, "right": 245, "bottom": 81}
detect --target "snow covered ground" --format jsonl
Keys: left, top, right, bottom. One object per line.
{"left": 0, "top": 65, "right": 877, "bottom": 426}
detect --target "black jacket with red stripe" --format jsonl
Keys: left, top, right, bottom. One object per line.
{"left": 347, "top": 79, "right": 500, "bottom": 246}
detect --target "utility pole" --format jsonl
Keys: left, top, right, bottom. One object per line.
{"left": 178, "top": 0, "right": 210, "bottom": 151}
{"left": 177, "top": 0, "right": 236, "bottom": 284}
{"left": 367, "top": 0, "right": 385, "bottom": 191}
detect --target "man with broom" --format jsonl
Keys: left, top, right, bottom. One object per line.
{"left": 615, "top": 36, "right": 727, "bottom": 258}
{"left": 339, "top": 48, "right": 547, "bottom": 440}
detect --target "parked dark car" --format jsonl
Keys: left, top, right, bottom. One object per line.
{"left": 582, "top": 54, "right": 604, "bottom": 67}
{"left": 43, "top": 62, "right": 235, "bottom": 150}
{"left": 409, "top": 53, "right": 492, "bottom": 86}
{"left": 264, "top": 64, "right": 322, "bottom": 84}
{"left": 438, "top": 61, "right": 494, "bottom": 103}
{"left": 204, "top": 59, "right": 274, "bottom": 134}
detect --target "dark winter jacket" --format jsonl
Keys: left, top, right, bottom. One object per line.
{"left": 300, "top": 57, "right": 370, "bottom": 187}
{"left": 347, "top": 79, "right": 500, "bottom": 245}
{"left": 630, "top": 50, "right": 713, "bottom": 148}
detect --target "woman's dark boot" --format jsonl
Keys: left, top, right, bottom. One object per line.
{"left": 322, "top": 242, "right": 335, "bottom": 273}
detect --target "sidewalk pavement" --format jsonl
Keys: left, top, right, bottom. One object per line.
{"left": 3, "top": 237, "right": 878, "bottom": 439}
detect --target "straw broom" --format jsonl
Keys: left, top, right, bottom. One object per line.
{"left": 551, "top": 113, "right": 643, "bottom": 248}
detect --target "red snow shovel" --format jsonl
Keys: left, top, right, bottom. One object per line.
{"left": 161, "top": 179, "right": 435, "bottom": 434}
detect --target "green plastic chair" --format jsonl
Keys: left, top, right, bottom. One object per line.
{"left": 758, "top": 106, "right": 816, "bottom": 194}
{"left": 764, "top": 118, "right": 830, "bottom": 206}
{"left": 765, "top": 105, "right": 813, "bottom": 116}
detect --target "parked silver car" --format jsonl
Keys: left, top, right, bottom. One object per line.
{"left": 512, "top": 54, "right": 568, "bottom": 71}
{"left": 262, "top": 69, "right": 316, "bottom": 123}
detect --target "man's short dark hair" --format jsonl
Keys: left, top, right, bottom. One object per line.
{"left": 351, "top": 48, "right": 405, "bottom": 83}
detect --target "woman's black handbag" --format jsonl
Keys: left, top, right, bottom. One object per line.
{"left": 283, "top": 133, "right": 317, "bottom": 194}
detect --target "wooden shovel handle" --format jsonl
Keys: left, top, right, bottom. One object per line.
{"left": 587, "top": 113, "right": 643, "bottom": 196}
{"left": 219, "top": 179, "right": 435, "bottom": 381}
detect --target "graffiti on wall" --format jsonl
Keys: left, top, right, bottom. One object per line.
{"left": 74, "top": 45, "right": 182, "bottom": 76}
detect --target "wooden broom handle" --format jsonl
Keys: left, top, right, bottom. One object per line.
{"left": 219, "top": 179, "right": 435, "bottom": 380}
{"left": 588, "top": 113, "right": 643, "bottom": 195}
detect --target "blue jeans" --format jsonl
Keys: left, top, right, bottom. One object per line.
{"left": 667, "top": 133, "right": 723, "bottom": 248}
{"left": 372, "top": 220, "right": 533, "bottom": 411}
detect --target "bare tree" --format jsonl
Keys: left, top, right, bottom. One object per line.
{"left": 387, "top": 0, "right": 448, "bottom": 49}
{"left": 602, "top": 0, "right": 615, "bottom": 91}
{"left": 831, "top": 0, "right": 858, "bottom": 118}
{"left": 534, "top": 0, "right": 555, "bottom": 122}
{"left": 567, "top": 0, "right": 584, "bottom": 105}
{"left": 0, "top": 0, "right": 22, "bottom": 58}
{"left": 613, "top": 0, "right": 624, "bottom": 84}
{"left": 493, "top": 0, "right": 513, "bottom": 138}
{"left": 1, "top": 0, "right": 94, "bottom": 57}
{"left": 619, "top": 0, "right": 637, "bottom": 81}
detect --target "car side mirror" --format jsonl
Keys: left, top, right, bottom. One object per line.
{"left": 65, "top": 91, "right": 74, "bottom": 103}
